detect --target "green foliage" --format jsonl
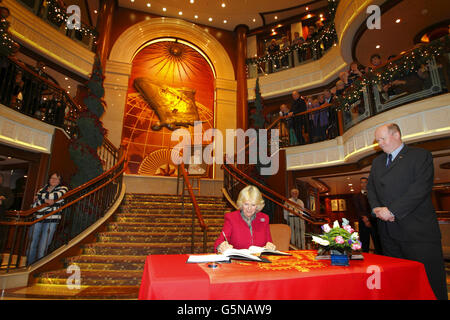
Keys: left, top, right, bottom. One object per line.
{"left": 69, "top": 55, "right": 106, "bottom": 188}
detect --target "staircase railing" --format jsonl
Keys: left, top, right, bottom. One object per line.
{"left": 177, "top": 162, "right": 208, "bottom": 253}
{"left": 0, "top": 141, "right": 125, "bottom": 272}
{"left": 222, "top": 162, "right": 324, "bottom": 226}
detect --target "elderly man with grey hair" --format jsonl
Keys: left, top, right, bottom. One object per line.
{"left": 284, "top": 188, "right": 306, "bottom": 249}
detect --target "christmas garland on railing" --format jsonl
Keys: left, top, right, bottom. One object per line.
{"left": 247, "top": 23, "right": 337, "bottom": 66}
{"left": 46, "top": 0, "right": 97, "bottom": 38}
{"left": 0, "top": 2, "right": 20, "bottom": 57}
{"left": 246, "top": 0, "right": 338, "bottom": 66}
{"left": 334, "top": 34, "right": 450, "bottom": 111}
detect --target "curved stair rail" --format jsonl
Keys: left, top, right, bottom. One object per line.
{"left": 177, "top": 162, "right": 208, "bottom": 253}
{"left": 0, "top": 142, "right": 125, "bottom": 273}
{"left": 222, "top": 162, "right": 324, "bottom": 226}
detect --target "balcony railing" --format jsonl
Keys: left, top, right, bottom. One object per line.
{"left": 15, "top": 0, "right": 97, "bottom": 51}
{"left": 272, "top": 35, "right": 450, "bottom": 147}
{"left": 0, "top": 55, "right": 81, "bottom": 138}
{"left": 246, "top": 23, "right": 338, "bottom": 78}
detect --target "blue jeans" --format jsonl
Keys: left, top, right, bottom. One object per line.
{"left": 27, "top": 221, "right": 58, "bottom": 265}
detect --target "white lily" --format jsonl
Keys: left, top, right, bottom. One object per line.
{"left": 312, "top": 236, "right": 330, "bottom": 246}
{"left": 351, "top": 232, "right": 359, "bottom": 240}
{"left": 342, "top": 218, "right": 349, "bottom": 226}
{"left": 333, "top": 220, "right": 340, "bottom": 229}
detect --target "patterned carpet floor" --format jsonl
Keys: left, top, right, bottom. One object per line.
{"left": 2, "top": 193, "right": 228, "bottom": 299}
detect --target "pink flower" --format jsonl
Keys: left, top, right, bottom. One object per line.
{"left": 352, "top": 243, "right": 361, "bottom": 250}
{"left": 343, "top": 225, "right": 354, "bottom": 234}
{"left": 335, "top": 236, "right": 344, "bottom": 244}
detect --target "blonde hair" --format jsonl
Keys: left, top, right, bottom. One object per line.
{"left": 236, "top": 185, "right": 265, "bottom": 212}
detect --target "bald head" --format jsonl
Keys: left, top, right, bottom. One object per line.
{"left": 374, "top": 123, "right": 402, "bottom": 154}
{"left": 292, "top": 91, "right": 300, "bottom": 100}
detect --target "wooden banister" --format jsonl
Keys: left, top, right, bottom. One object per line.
{"left": 179, "top": 162, "right": 207, "bottom": 231}
{"left": 5, "top": 147, "right": 124, "bottom": 219}
{"left": 222, "top": 163, "right": 323, "bottom": 225}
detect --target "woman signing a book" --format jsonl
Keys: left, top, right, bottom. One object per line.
{"left": 215, "top": 185, "right": 276, "bottom": 253}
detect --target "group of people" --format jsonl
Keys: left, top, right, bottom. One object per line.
{"left": 0, "top": 56, "right": 67, "bottom": 128}
{"left": 0, "top": 172, "right": 68, "bottom": 265}
{"left": 277, "top": 48, "right": 432, "bottom": 147}
{"left": 214, "top": 123, "right": 447, "bottom": 300}
{"left": 265, "top": 20, "right": 334, "bottom": 73}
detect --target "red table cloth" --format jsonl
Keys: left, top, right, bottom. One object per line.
{"left": 138, "top": 250, "right": 436, "bottom": 300}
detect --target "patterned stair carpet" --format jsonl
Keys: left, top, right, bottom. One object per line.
{"left": 3, "top": 193, "right": 229, "bottom": 299}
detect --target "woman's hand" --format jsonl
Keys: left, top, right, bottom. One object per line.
{"left": 217, "top": 241, "right": 233, "bottom": 253}
{"left": 264, "top": 242, "right": 276, "bottom": 251}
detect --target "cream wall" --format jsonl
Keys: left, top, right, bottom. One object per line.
{"left": 102, "top": 18, "right": 237, "bottom": 188}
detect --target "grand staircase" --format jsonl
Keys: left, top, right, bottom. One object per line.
{"left": 3, "top": 193, "right": 229, "bottom": 299}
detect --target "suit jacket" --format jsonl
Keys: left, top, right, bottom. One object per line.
{"left": 214, "top": 210, "right": 272, "bottom": 252}
{"left": 352, "top": 192, "right": 371, "bottom": 220}
{"left": 367, "top": 145, "right": 441, "bottom": 242}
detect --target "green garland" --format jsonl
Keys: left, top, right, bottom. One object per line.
{"left": 0, "top": 4, "right": 19, "bottom": 57}
{"left": 250, "top": 78, "right": 265, "bottom": 129}
{"left": 334, "top": 34, "right": 450, "bottom": 111}
{"left": 247, "top": 0, "right": 339, "bottom": 66}
{"left": 46, "top": 0, "right": 97, "bottom": 37}
{"left": 69, "top": 55, "right": 106, "bottom": 188}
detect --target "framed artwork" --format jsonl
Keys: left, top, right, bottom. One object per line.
{"left": 331, "top": 199, "right": 339, "bottom": 212}
{"left": 338, "top": 199, "right": 347, "bottom": 211}
{"left": 184, "top": 144, "right": 210, "bottom": 177}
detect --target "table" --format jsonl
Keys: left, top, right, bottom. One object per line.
{"left": 138, "top": 250, "right": 436, "bottom": 300}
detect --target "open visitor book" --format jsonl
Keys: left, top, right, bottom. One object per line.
{"left": 186, "top": 246, "right": 291, "bottom": 263}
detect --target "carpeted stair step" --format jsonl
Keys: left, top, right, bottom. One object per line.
{"left": 114, "top": 215, "right": 225, "bottom": 224}
{"left": 117, "top": 208, "right": 227, "bottom": 215}
{"left": 65, "top": 255, "right": 147, "bottom": 271}
{"left": 97, "top": 232, "right": 220, "bottom": 243}
{"left": 36, "top": 269, "right": 144, "bottom": 286}
{"left": 82, "top": 242, "right": 216, "bottom": 256}
{"left": 107, "top": 222, "right": 223, "bottom": 233}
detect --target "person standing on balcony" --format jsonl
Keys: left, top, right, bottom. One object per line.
{"left": 267, "top": 39, "right": 280, "bottom": 73}
{"left": 291, "top": 91, "right": 307, "bottom": 145}
{"left": 283, "top": 188, "right": 305, "bottom": 249}
{"left": 27, "top": 172, "right": 68, "bottom": 265}
{"left": 279, "top": 104, "right": 298, "bottom": 146}
{"left": 367, "top": 123, "right": 447, "bottom": 300}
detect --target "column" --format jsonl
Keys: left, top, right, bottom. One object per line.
{"left": 234, "top": 24, "right": 249, "bottom": 130}
{"left": 96, "top": 0, "right": 116, "bottom": 70}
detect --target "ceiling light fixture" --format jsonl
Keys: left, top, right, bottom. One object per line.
{"left": 179, "top": 11, "right": 183, "bottom": 15}
{"left": 146, "top": 3, "right": 151, "bottom": 7}
{"left": 252, "top": 18, "right": 256, "bottom": 22}
{"left": 376, "top": 44, "right": 381, "bottom": 49}
{"left": 274, "top": 16, "right": 278, "bottom": 20}
{"left": 223, "top": 20, "right": 227, "bottom": 23}
{"left": 194, "top": 15, "right": 198, "bottom": 19}
{"left": 306, "top": 6, "right": 309, "bottom": 10}
{"left": 208, "top": 17, "right": 213, "bottom": 21}
{"left": 190, "top": 0, "right": 194, "bottom": 3}
{"left": 221, "top": 3, "right": 226, "bottom": 8}
{"left": 395, "top": 18, "right": 401, "bottom": 23}
{"left": 162, "top": 7, "right": 166, "bottom": 11}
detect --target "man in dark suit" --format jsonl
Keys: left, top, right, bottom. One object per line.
{"left": 367, "top": 123, "right": 447, "bottom": 300}
{"left": 290, "top": 91, "right": 307, "bottom": 145}
{"left": 353, "top": 177, "right": 382, "bottom": 254}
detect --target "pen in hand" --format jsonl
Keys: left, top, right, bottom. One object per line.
{"left": 222, "top": 231, "right": 228, "bottom": 243}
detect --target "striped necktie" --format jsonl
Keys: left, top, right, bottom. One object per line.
{"left": 386, "top": 153, "right": 393, "bottom": 167}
